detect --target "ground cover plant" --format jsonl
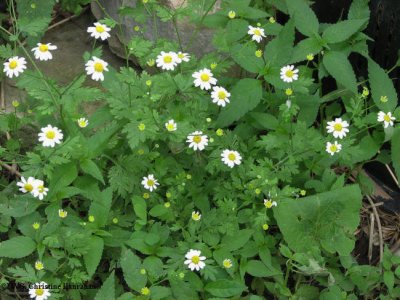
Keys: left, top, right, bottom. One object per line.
{"left": 1, "top": 0, "right": 400, "bottom": 299}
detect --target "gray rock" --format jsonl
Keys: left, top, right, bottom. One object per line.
{"left": 90, "top": 0, "right": 220, "bottom": 60}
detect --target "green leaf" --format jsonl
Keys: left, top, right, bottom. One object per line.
{"left": 348, "top": 0, "right": 370, "bottom": 21}
{"left": 286, "top": 0, "right": 319, "bottom": 36}
{"left": 231, "top": 43, "right": 264, "bottom": 73}
{"left": 95, "top": 271, "right": 115, "bottom": 300}
{"left": 0, "top": 44, "right": 13, "bottom": 59}
{"left": 274, "top": 185, "right": 362, "bottom": 256}
{"left": 323, "top": 51, "right": 357, "bottom": 93}
{"left": 216, "top": 79, "right": 262, "bottom": 127}
{"left": 81, "top": 159, "right": 105, "bottom": 184}
{"left": 150, "top": 286, "right": 172, "bottom": 300}
{"left": 0, "top": 236, "right": 36, "bottom": 258}
{"left": 368, "top": 59, "right": 398, "bottom": 111}
{"left": 322, "top": 19, "right": 367, "bottom": 44}
{"left": 246, "top": 260, "right": 282, "bottom": 277}
{"left": 120, "top": 249, "right": 147, "bottom": 291}
{"left": 296, "top": 93, "right": 321, "bottom": 126}
{"left": 83, "top": 236, "right": 104, "bottom": 278}
{"left": 392, "top": 128, "right": 400, "bottom": 181}
{"left": 132, "top": 195, "right": 147, "bottom": 223}
{"left": 220, "top": 229, "right": 253, "bottom": 251}
{"left": 47, "top": 162, "right": 78, "bottom": 200}
{"left": 291, "top": 37, "right": 323, "bottom": 63}
{"left": 205, "top": 279, "right": 247, "bottom": 297}
{"left": 89, "top": 188, "right": 113, "bottom": 228}
{"left": 226, "top": 19, "right": 249, "bottom": 44}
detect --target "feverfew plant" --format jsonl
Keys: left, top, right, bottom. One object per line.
{"left": 1, "top": 0, "right": 400, "bottom": 299}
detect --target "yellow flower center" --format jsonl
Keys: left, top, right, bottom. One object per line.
{"left": 39, "top": 44, "right": 49, "bottom": 52}
{"left": 24, "top": 183, "right": 33, "bottom": 192}
{"left": 265, "top": 201, "right": 273, "bottom": 208}
{"left": 285, "top": 70, "right": 294, "bottom": 78}
{"left": 38, "top": 185, "right": 44, "bottom": 193}
{"left": 46, "top": 130, "right": 55, "bottom": 139}
{"left": 193, "top": 135, "right": 202, "bottom": 143}
{"left": 330, "top": 145, "right": 337, "bottom": 152}
{"left": 163, "top": 55, "right": 173, "bottom": 63}
{"left": 191, "top": 256, "right": 200, "bottom": 264}
{"left": 79, "top": 120, "right": 87, "bottom": 127}
{"left": 147, "top": 180, "right": 154, "bottom": 186}
{"left": 178, "top": 53, "right": 184, "bottom": 59}
{"left": 94, "top": 62, "right": 104, "bottom": 72}
{"left": 35, "top": 289, "right": 44, "bottom": 296}
{"left": 167, "top": 124, "right": 175, "bottom": 131}
{"left": 384, "top": 115, "right": 392, "bottom": 122}
{"left": 333, "top": 123, "right": 343, "bottom": 131}
{"left": 254, "top": 29, "right": 262, "bottom": 36}
{"left": 200, "top": 74, "right": 210, "bottom": 82}
{"left": 228, "top": 153, "right": 236, "bottom": 161}
{"left": 192, "top": 213, "right": 200, "bottom": 220}
{"left": 218, "top": 91, "right": 226, "bottom": 100}
{"left": 96, "top": 25, "right": 105, "bottom": 33}
{"left": 223, "top": 260, "right": 232, "bottom": 268}
{"left": 9, "top": 60, "right": 18, "bottom": 69}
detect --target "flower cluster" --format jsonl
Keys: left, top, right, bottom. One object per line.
{"left": 17, "top": 177, "right": 48, "bottom": 200}
{"left": 156, "top": 51, "right": 190, "bottom": 71}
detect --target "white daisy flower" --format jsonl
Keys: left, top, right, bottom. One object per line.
{"left": 177, "top": 52, "right": 190, "bottom": 62}
{"left": 184, "top": 249, "right": 206, "bottom": 271}
{"left": 326, "top": 141, "right": 342, "bottom": 156}
{"left": 264, "top": 199, "right": 277, "bottom": 209}
{"left": 3, "top": 56, "right": 27, "bottom": 78}
{"left": 156, "top": 51, "right": 179, "bottom": 71}
{"left": 31, "top": 43, "right": 57, "bottom": 61}
{"left": 165, "top": 119, "right": 177, "bottom": 132}
{"left": 186, "top": 131, "right": 208, "bottom": 151}
{"left": 280, "top": 65, "right": 299, "bottom": 83}
{"left": 192, "top": 68, "right": 217, "bottom": 90}
{"left": 77, "top": 118, "right": 89, "bottom": 128}
{"left": 377, "top": 111, "right": 396, "bottom": 128}
{"left": 326, "top": 118, "right": 349, "bottom": 139}
{"left": 28, "top": 281, "right": 51, "bottom": 300}
{"left": 58, "top": 209, "right": 68, "bottom": 218}
{"left": 38, "top": 124, "right": 63, "bottom": 147}
{"left": 222, "top": 258, "right": 233, "bottom": 269}
{"left": 248, "top": 25, "right": 266, "bottom": 43}
{"left": 87, "top": 22, "right": 111, "bottom": 40}
{"left": 191, "top": 211, "right": 201, "bottom": 221}
{"left": 31, "top": 179, "right": 48, "bottom": 201}
{"left": 17, "top": 176, "right": 36, "bottom": 193}
{"left": 141, "top": 174, "right": 160, "bottom": 192}
{"left": 221, "top": 149, "right": 242, "bottom": 168}
{"left": 85, "top": 56, "right": 109, "bottom": 81}
{"left": 211, "top": 86, "right": 231, "bottom": 107}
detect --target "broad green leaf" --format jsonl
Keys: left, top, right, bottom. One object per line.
{"left": 89, "top": 188, "right": 113, "bottom": 228}
{"left": 94, "top": 271, "right": 115, "bottom": 300}
{"left": 264, "top": 19, "right": 295, "bottom": 67}
{"left": 81, "top": 159, "right": 105, "bottom": 184}
{"left": 322, "top": 19, "right": 367, "bottom": 44}
{"left": 83, "top": 236, "right": 104, "bottom": 277}
{"left": 323, "top": 51, "right": 357, "bottom": 93}
{"left": 205, "top": 279, "right": 247, "bottom": 297}
{"left": 392, "top": 128, "right": 400, "bottom": 181}
{"left": 348, "top": 0, "right": 370, "bottom": 21}
{"left": 368, "top": 59, "right": 398, "bottom": 111}
{"left": 47, "top": 162, "right": 78, "bottom": 200}
{"left": 220, "top": 229, "right": 253, "bottom": 251}
{"left": 291, "top": 37, "right": 323, "bottom": 63}
{"left": 132, "top": 195, "right": 147, "bottom": 222}
{"left": 150, "top": 286, "right": 172, "bottom": 300}
{"left": 231, "top": 43, "right": 264, "bottom": 73}
{"left": 286, "top": 0, "right": 319, "bottom": 36}
{"left": 216, "top": 79, "right": 262, "bottom": 127}
{"left": 120, "top": 249, "right": 147, "bottom": 291}
{"left": 0, "top": 236, "right": 36, "bottom": 258}
{"left": 226, "top": 19, "right": 249, "bottom": 44}
{"left": 274, "top": 185, "right": 362, "bottom": 256}
{"left": 246, "top": 260, "right": 282, "bottom": 277}
{"left": 296, "top": 93, "right": 321, "bottom": 126}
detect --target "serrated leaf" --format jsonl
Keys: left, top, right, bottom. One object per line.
{"left": 246, "top": 260, "right": 281, "bottom": 277}
{"left": 348, "top": 0, "right": 370, "bottom": 21}
{"left": 94, "top": 271, "right": 115, "bottom": 300}
{"left": 132, "top": 195, "right": 147, "bottom": 222}
{"left": 322, "top": 19, "right": 367, "bottom": 44}
{"left": 83, "top": 236, "right": 104, "bottom": 277}
{"left": 323, "top": 51, "right": 357, "bottom": 93}
{"left": 47, "top": 162, "right": 78, "bottom": 200}
{"left": 291, "top": 37, "right": 322, "bottom": 63}
{"left": 392, "top": 128, "right": 400, "bottom": 181}
{"left": 120, "top": 249, "right": 147, "bottom": 291}
{"left": 216, "top": 79, "right": 262, "bottom": 127}
{"left": 89, "top": 188, "right": 113, "bottom": 228}
{"left": 368, "top": 59, "right": 398, "bottom": 111}
{"left": 231, "top": 43, "right": 264, "bottom": 73}
{"left": 205, "top": 279, "right": 246, "bottom": 297}
{"left": 81, "top": 159, "right": 105, "bottom": 184}
{"left": 0, "top": 236, "right": 36, "bottom": 258}
{"left": 286, "top": 0, "right": 319, "bottom": 37}
{"left": 226, "top": 19, "right": 249, "bottom": 44}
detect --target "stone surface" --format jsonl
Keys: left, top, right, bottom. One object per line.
{"left": 2, "top": 12, "right": 126, "bottom": 114}
{"left": 90, "top": 0, "right": 220, "bottom": 60}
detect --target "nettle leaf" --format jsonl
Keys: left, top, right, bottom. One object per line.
{"left": 348, "top": 0, "right": 371, "bottom": 21}
{"left": 47, "top": 162, "right": 78, "bottom": 200}
{"left": 0, "top": 44, "right": 13, "bottom": 59}
{"left": 322, "top": 19, "right": 368, "bottom": 44}
{"left": 368, "top": 59, "right": 398, "bottom": 111}
{"left": 220, "top": 229, "right": 253, "bottom": 251}
{"left": 291, "top": 37, "right": 323, "bottom": 63}
{"left": 274, "top": 185, "right": 362, "bottom": 256}
{"left": 264, "top": 19, "right": 295, "bottom": 67}
{"left": 205, "top": 279, "right": 247, "bottom": 297}
{"left": 95, "top": 271, "right": 115, "bottom": 300}
{"left": 226, "top": 19, "right": 249, "bottom": 44}
{"left": 392, "top": 128, "right": 400, "bottom": 181}
{"left": 83, "top": 236, "right": 104, "bottom": 278}
{"left": 216, "top": 79, "right": 262, "bottom": 127}
{"left": 231, "top": 43, "right": 264, "bottom": 73}
{"left": 245, "top": 260, "right": 282, "bottom": 277}
{"left": 89, "top": 188, "right": 113, "bottom": 228}
{"left": 80, "top": 159, "right": 105, "bottom": 184}
{"left": 0, "top": 236, "right": 36, "bottom": 258}
{"left": 286, "top": 0, "right": 319, "bottom": 37}
{"left": 296, "top": 93, "right": 321, "bottom": 126}
{"left": 120, "top": 249, "right": 147, "bottom": 291}
{"left": 323, "top": 51, "right": 357, "bottom": 93}
{"left": 132, "top": 195, "right": 147, "bottom": 223}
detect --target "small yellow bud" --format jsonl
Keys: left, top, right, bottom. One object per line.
{"left": 222, "top": 259, "right": 233, "bottom": 269}
{"left": 269, "top": 17, "right": 275, "bottom": 24}
{"left": 140, "top": 268, "right": 146, "bottom": 275}
{"left": 206, "top": 117, "right": 212, "bottom": 123}
{"left": 216, "top": 128, "right": 224, "bottom": 136}
{"left": 255, "top": 188, "right": 261, "bottom": 195}
{"left": 362, "top": 87, "right": 369, "bottom": 97}
{"left": 306, "top": 53, "right": 314, "bottom": 61}
{"left": 179, "top": 272, "right": 185, "bottom": 279}
{"left": 300, "top": 190, "right": 306, "bottom": 196}
{"left": 134, "top": 25, "right": 140, "bottom": 32}
{"left": 166, "top": 192, "right": 172, "bottom": 198}
{"left": 143, "top": 193, "right": 150, "bottom": 199}
{"left": 32, "top": 222, "right": 40, "bottom": 230}
{"left": 256, "top": 22, "right": 261, "bottom": 27}
{"left": 138, "top": 123, "right": 146, "bottom": 131}
{"left": 35, "top": 261, "right": 44, "bottom": 270}
{"left": 12, "top": 100, "right": 19, "bottom": 107}
{"left": 141, "top": 287, "right": 150, "bottom": 296}
{"left": 58, "top": 209, "right": 68, "bottom": 218}
{"left": 186, "top": 174, "right": 192, "bottom": 180}
{"left": 88, "top": 215, "right": 95, "bottom": 222}
{"left": 147, "top": 59, "right": 155, "bottom": 67}
{"left": 209, "top": 137, "right": 214, "bottom": 143}
{"left": 228, "top": 11, "right": 236, "bottom": 19}
{"left": 164, "top": 202, "right": 171, "bottom": 208}
{"left": 138, "top": 149, "right": 145, "bottom": 155}
{"left": 112, "top": 217, "right": 118, "bottom": 224}
{"left": 380, "top": 95, "right": 388, "bottom": 103}
{"left": 31, "top": 3, "right": 36, "bottom": 9}
{"left": 210, "top": 62, "right": 217, "bottom": 70}
{"left": 262, "top": 223, "right": 269, "bottom": 230}
{"left": 255, "top": 50, "right": 263, "bottom": 58}
{"left": 142, "top": 0, "right": 149, "bottom": 3}
{"left": 285, "top": 88, "right": 293, "bottom": 96}
{"left": 146, "top": 80, "right": 152, "bottom": 86}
